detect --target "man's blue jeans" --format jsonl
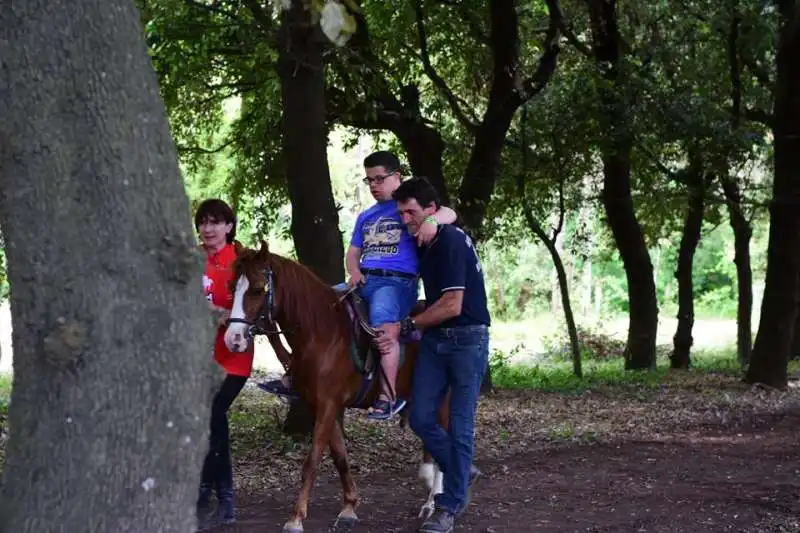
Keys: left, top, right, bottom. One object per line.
{"left": 409, "top": 324, "right": 489, "bottom": 515}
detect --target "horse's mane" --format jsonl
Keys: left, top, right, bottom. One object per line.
{"left": 232, "top": 244, "right": 346, "bottom": 336}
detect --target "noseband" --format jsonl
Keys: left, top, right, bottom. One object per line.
{"left": 227, "top": 267, "right": 285, "bottom": 339}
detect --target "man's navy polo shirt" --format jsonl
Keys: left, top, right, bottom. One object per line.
{"left": 417, "top": 225, "right": 491, "bottom": 329}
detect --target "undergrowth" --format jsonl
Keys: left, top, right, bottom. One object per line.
{"left": 489, "top": 326, "right": 800, "bottom": 393}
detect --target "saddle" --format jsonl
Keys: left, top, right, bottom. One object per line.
{"left": 333, "top": 285, "right": 424, "bottom": 379}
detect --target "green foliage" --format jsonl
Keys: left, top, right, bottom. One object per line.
{"left": 0, "top": 373, "right": 11, "bottom": 416}
{"left": 131, "top": 0, "right": 781, "bottom": 345}
{"left": 541, "top": 325, "right": 626, "bottom": 362}
{"left": 490, "top": 349, "right": 748, "bottom": 394}
{"left": 0, "top": 248, "right": 8, "bottom": 303}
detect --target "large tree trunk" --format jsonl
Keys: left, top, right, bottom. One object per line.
{"left": 746, "top": 1, "right": 800, "bottom": 388}
{"left": 0, "top": 1, "right": 216, "bottom": 531}
{"left": 278, "top": 0, "right": 344, "bottom": 287}
{"left": 395, "top": 122, "right": 449, "bottom": 205}
{"left": 276, "top": 0, "right": 342, "bottom": 437}
{"left": 792, "top": 276, "right": 800, "bottom": 359}
{"left": 587, "top": 0, "right": 658, "bottom": 370}
{"left": 671, "top": 150, "right": 707, "bottom": 369}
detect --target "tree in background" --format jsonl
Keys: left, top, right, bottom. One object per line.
{"left": 746, "top": 0, "right": 800, "bottom": 388}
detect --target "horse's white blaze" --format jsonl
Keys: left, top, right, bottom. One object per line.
{"left": 418, "top": 461, "right": 443, "bottom": 519}
{"left": 224, "top": 275, "right": 250, "bottom": 352}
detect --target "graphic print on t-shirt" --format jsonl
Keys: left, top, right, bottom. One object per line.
{"left": 361, "top": 216, "right": 404, "bottom": 260}
{"left": 203, "top": 274, "right": 214, "bottom": 302}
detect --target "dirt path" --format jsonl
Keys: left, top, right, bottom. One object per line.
{"left": 211, "top": 409, "right": 800, "bottom": 533}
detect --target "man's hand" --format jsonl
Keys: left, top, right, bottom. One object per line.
{"left": 416, "top": 217, "right": 438, "bottom": 246}
{"left": 399, "top": 316, "right": 418, "bottom": 337}
{"left": 374, "top": 329, "right": 394, "bottom": 352}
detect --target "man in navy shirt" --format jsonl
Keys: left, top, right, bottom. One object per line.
{"left": 379, "top": 177, "right": 490, "bottom": 533}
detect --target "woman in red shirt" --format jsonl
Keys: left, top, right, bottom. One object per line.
{"left": 194, "top": 198, "right": 254, "bottom": 527}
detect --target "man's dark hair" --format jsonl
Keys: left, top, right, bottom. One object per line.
{"left": 392, "top": 176, "right": 440, "bottom": 209}
{"left": 363, "top": 150, "right": 401, "bottom": 173}
{"left": 194, "top": 198, "right": 237, "bottom": 243}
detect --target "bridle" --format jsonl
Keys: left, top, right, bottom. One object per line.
{"left": 227, "top": 267, "right": 288, "bottom": 339}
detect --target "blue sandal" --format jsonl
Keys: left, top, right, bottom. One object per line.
{"left": 367, "top": 398, "right": 407, "bottom": 421}
{"left": 257, "top": 379, "right": 299, "bottom": 400}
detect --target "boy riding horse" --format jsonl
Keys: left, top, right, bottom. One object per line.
{"left": 260, "top": 150, "right": 456, "bottom": 420}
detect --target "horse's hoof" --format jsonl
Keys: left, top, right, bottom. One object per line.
{"left": 282, "top": 522, "right": 303, "bottom": 533}
{"left": 418, "top": 503, "right": 435, "bottom": 520}
{"left": 332, "top": 513, "right": 358, "bottom": 531}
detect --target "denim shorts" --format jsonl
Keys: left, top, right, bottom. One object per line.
{"left": 357, "top": 274, "right": 419, "bottom": 327}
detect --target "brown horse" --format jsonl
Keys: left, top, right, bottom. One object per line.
{"left": 223, "top": 241, "right": 450, "bottom": 532}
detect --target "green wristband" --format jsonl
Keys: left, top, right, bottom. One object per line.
{"left": 424, "top": 215, "right": 438, "bottom": 226}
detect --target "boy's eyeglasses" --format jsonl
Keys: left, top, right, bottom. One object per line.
{"left": 362, "top": 173, "right": 395, "bottom": 185}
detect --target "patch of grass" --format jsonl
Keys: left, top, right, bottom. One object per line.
{"left": 228, "top": 390, "right": 300, "bottom": 456}
{"left": 491, "top": 347, "right": 751, "bottom": 394}
{"left": 0, "top": 373, "right": 11, "bottom": 415}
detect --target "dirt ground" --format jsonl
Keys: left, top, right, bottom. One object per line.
{"left": 211, "top": 378, "right": 800, "bottom": 533}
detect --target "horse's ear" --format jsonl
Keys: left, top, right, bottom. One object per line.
{"left": 258, "top": 239, "right": 269, "bottom": 256}
{"left": 233, "top": 240, "right": 245, "bottom": 256}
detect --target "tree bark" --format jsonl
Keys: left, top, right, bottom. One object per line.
{"left": 327, "top": 9, "right": 451, "bottom": 205}
{"left": 455, "top": 0, "right": 560, "bottom": 240}
{"left": 724, "top": 5, "right": 754, "bottom": 367}
{"left": 746, "top": 1, "right": 800, "bottom": 388}
{"left": 278, "top": 0, "right": 344, "bottom": 287}
{"left": 671, "top": 150, "right": 707, "bottom": 369}
{"left": 517, "top": 107, "right": 581, "bottom": 377}
{"left": 276, "top": 0, "right": 342, "bottom": 437}
{"left": 394, "top": 122, "right": 449, "bottom": 205}
{"left": 587, "top": 0, "right": 658, "bottom": 370}
{"left": 721, "top": 175, "right": 753, "bottom": 366}
{"left": 0, "top": 1, "right": 216, "bottom": 531}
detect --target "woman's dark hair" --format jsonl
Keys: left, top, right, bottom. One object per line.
{"left": 391, "top": 176, "right": 440, "bottom": 209}
{"left": 194, "top": 198, "right": 237, "bottom": 243}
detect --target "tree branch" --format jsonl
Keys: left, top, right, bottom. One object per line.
{"left": 411, "top": 0, "right": 479, "bottom": 132}
{"left": 176, "top": 138, "right": 237, "bottom": 155}
{"left": 740, "top": 56, "right": 773, "bottom": 93}
{"left": 552, "top": 174, "right": 566, "bottom": 241}
{"left": 244, "top": 0, "right": 276, "bottom": 33}
{"left": 184, "top": 0, "right": 242, "bottom": 21}
{"left": 518, "top": 0, "right": 561, "bottom": 100}
{"left": 437, "top": 0, "right": 491, "bottom": 45}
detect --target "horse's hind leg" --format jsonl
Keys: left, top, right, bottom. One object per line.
{"left": 418, "top": 456, "right": 442, "bottom": 520}
{"left": 418, "top": 391, "right": 449, "bottom": 519}
{"left": 330, "top": 414, "right": 358, "bottom": 530}
{"left": 283, "top": 401, "right": 337, "bottom": 533}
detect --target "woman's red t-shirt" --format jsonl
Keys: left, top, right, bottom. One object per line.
{"left": 203, "top": 242, "right": 254, "bottom": 377}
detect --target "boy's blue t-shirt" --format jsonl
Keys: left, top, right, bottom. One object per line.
{"left": 351, "top": 200, "right": 419, "bottom": 275}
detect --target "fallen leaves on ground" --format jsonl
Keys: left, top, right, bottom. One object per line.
{"left": 230, "top": 371, "right": 800, "bottom": 496}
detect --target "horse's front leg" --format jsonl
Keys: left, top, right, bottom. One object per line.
{"left": 283, "top": 401, "right": 337, "bottom": 533}
{"left": 418, "top": 458, "right": 443, "bottom": 519}
{"left": 330, "top": 414, "right": 359, "bottom": 529}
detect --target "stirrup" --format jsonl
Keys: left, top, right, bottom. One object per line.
{"left": 257, "top": 378, "right": 300, "bottom": 400}
{"left": 367, "top": 398, "right": 407, "bottom": 421}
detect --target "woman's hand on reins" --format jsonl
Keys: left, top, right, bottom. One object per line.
{"left": 208, "top": 302, "right": 231, "bottom": 327}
